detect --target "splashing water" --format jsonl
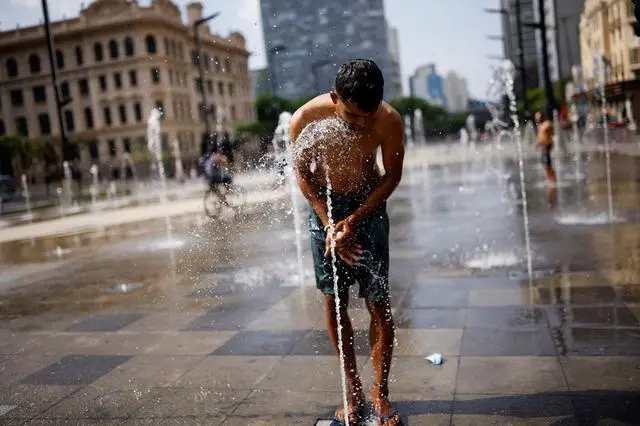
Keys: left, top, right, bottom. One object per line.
{"left": 595, "top": 52, "right": 614, "bottom": 219}
{"left": 293, "top": 116, "right": 356, "bottom": 426}
{"left": 324, "top": 165, "right": 351, "bottom": 426}
{"left": 20, "top": 174, "right": 33, "bottom": 222}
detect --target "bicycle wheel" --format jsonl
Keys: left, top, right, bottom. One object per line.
{"left": 203, "top": 187, "right": 224, "bottom": 218}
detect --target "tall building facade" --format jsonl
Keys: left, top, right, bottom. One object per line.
{"left": 553, "top": 0, "right": 586, "bottom": 79}
{"left": 500, "top": 0, "right": 540, "bottom": 90}
{"left": 0, "top": 0, "right": 254, "bottom": 177}
{"left": 443, "top": 71, "right": 470, "bottom": 113}
{"left": 260, "top": 0, "right": 396, "bottom": 101}
{"left": 386, "top": 25, "right": 403, "bottom": 100}
{"left": 409, "top": 64, "right": 448, "bottom": 109}
{"left": 578, "top": 0, "right": 640, "bottom": 123}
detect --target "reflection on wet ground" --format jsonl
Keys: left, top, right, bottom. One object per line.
{"left": 1, "top": 145, "right": 640, "bottom": 424}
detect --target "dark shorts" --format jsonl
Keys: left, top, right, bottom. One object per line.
{"left": 541, "top": 146, "right": 553, "bottom": 167}
{"left": 308, "top": 191, "right": 390, "bottom": 302}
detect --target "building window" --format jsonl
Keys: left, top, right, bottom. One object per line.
{"left": 38, "top": 113, "right": 51, "bottom": 135}
{"left": 29, "top": 54, "right": 41, "bottom": 74}
{"left": 124, "top": 37, "right": 135, "bottom": 57}
{"left": 228, "top": 83, "right": 234, "bottom": 97}
{"left": 103, "top": 106, "right": 112, "bottom": 126}
{"left": 119, "top": 104, "right": 127, "bottom": 124}
{"left": 178, "top": 42, "right": 184, "bottom": 60}
{"left": 191, "top": 50, "right": 199, "bottom": 66}
{"left": 213, "top": 56, "right": 220, "bottom": 72}
{"left": 218, "top": 81, "right": 224, "bottom": 96}
{"left": 145, "top": 35, "right": 157, "bottom": 54}
{"left": 99, "top": 75, "right": 107, "bottom": 91}
{"left": 109, "top": 139, "right": 117, "bottom": 157}
{"left": 10, "top": 89, "right": 23, "bottom": 107}
{"left": 123, "top": 137, "right": 131, "bottom": 153}
{"left": 0, "top": 120, "right": 4, "bottom": 135}
{"left": 94, "top": 42, "right": 104, "bottom": 62}
{"left": 203, "top": 53, "right": 210, "bottom": 70}
{"left": 60, "top": 81, "right": 70, "bottom": 100}
{"left": 224, "top": 58, "right": 230, "bottom": 72}
{"left": 195, "top": 77, "right": 203, "bottom": 92}
{"left": 15, "top": 117, "right": 28, "bottom": 136}
{"left": 64, "top": 110, "right": 75, "bottom": 132}
{"left": 171, "top": 40, "right": 177, "bottom": 58}
{"left": 207, "top": 79, "right": 213, "bottom": 94}
{"left": 84, "top": 107, "right": 94, "bottom": 129}
{"left": 129, "top": 70, "right": 138, "bottom": 87}
{"left": 33, "top": 86, "right": 46, "bottom": 103}
{"left": 109, "top": 39, "right": 119, "bottom": 59}
{"left": 56, "top": 50, "right": 65, "bottom": 69}
{"left": 6, "top": 58, "right": 18, "bottom": 77}
{"left": 164, "top": 37, "right": 169, "bottom": 56}
{"left": 230, "top": 105, "right": 236, "bottom": 121}
{"left": 151, "top": 67, "right": 160, "bottom": 84}
{"left": 89, "top": 140, "right": 99, "bottom": 159}
{"left": 78, "top": 79, "right": 89, "bottom": 96}
{"left": 114, "top": 72, "right": 122, "bottom": 89}
{"left": 75, "top": 46, "right": 83, "bottom": 66}
{"left": 134, "top": 102, "right": 142, "bottom": 122}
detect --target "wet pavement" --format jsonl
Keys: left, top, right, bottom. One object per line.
{"left": 0, "top": 143, "right": 639, "bottom": 424}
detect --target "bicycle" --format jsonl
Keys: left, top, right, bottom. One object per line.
{"left": 203, "top": 180, "right": 247, "bottom": 218}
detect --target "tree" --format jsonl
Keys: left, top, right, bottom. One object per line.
{"left": 390, "top": 96, "right": 466, "bottom": 138}
{"left": 235, "top": 94, "right": 297, "bottom": 151}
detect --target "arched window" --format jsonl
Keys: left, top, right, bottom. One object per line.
{"left": 124, "top": 37, "right": 135, "bottom": 57}
{"left": 56, "top": 50, "right": 65, "bottom": 69}
{"left": 75, "top": 46, "right": 84, "bottom": 66}
{"left": 29, "top": 54, "right": 41, "bottom": 74}
{"left": 203, "top": 53, "right": 209, "bottom": 70}
{"left": 6, "top": 58, "right": 18, "bottom": 77}
{"left": 145, "top": 35, "right": 157, "bottom": 54}
{"left": 109, "top": 39, "right": 119, "bottom": 59}
{"left": 170, "top": 40, "right": 177, "bottom": 58}
{"left": 224, "top": 58, "right": 231, "bottom": 73}
{"left": 213, "top": 56, "right": 221, "bottom": 72}
{"left": 94, "top": 42, "right": 104, "bottom": 62}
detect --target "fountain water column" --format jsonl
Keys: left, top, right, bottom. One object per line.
{"left": 89, "top": 164, "right": 99, "bottom": 207}
{"left": 147, "top": 108, "right": 177, "bottom": 280}
{"left": 21, "top": 174, "right": 32, "bottom": 221}
{"left": 413, "top": 109, "right": 425, "bottom": 145}
{"left": 503, "top": 60, "right": 534, "bottom": 295}
{"left": 403, "top": 114, "right": 413, "bottom": 149}
{"left": 273, "top": 112, "right": 306, "bottom": 287}
{"left": 172, "top": 139, "right": 185, "bottom": 183}
{"left": 595, "top": 52, "right": 614, "bottom": 219}
{"left": 63, "top": 161, "right": 73, "bottom": 208}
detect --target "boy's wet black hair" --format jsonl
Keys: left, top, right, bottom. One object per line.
{"left": 335, "top": 59, "right": 384, "bottom": 113}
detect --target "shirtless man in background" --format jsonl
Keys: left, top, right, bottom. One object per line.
{"left": 536, "top": 111, "right": 556, "bottom": 184}
{"left": 290, "top": 59, "right": 404, "bottom": 426}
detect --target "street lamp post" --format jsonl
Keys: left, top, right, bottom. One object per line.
{"left": 268, "top": 45, "right": 286, "bottom": 96}
{"left": 41, "top": 0, "right": 71, "bottom": 163}
{"left": 194, "top": 12, "right": 220, "bottom": 149}
{"left": 311, "top": 60, "right": 331, "bottom": 94}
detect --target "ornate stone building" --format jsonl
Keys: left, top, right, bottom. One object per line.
{"left": 0, "top": 0, "right": 254, "bottom": 178}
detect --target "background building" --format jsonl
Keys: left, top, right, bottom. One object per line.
{"left": 250, "top": 68, "right": 271, "bottom": 98}
{"left": 386, "top": 25, "right": 403, "bottom": 100}
{"left": 444, "top": 71, "right": 470, "bottom": 113}
{"left": 260, "top": 0, "right": 396, "bottom": 101}
{"left": 578, "top": 0, "right": 640, "bottom": 122}
{"left": 500, "top": 0, "right": 540, "bottom": 90}
{"left": 409, "top": 64, "right": 448, "bottom": 109}
{"left": 0, "top": 0, "right": 254, "bottom": 178}
{"left": 553, "top": 0, "right": 586, "bottom": 80}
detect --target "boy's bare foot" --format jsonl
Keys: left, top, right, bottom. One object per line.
{"left": 333, "top": 388, "right": 365, "bottom": 425}
{"left": 372, "top": 384, "right": 401, "bottom": 426}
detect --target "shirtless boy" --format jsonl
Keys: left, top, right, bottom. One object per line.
{"left": 289, "top": 59, "right": 404, "bottom": 425}
{"left": 536, "top": 111, "right": 557, "bottom": 183}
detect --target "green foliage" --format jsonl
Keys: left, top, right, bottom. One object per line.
{"left": 526, "top": 79, "right": 568, "bottom": 113}
{"left": 390, "top": 96, "right": 469, "bottom": 138}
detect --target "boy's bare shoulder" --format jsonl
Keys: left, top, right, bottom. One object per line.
{"left": 292, "top": 94, "right": 335, "bottom": 125}
{"left": 373, "top": 101, "right": 403, "bottom": 134}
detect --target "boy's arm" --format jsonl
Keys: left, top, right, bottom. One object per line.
{"left": 347, "top": 112, "right": 404, "bottom": 226}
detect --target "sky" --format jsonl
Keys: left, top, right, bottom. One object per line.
{"left": 0, "top": 0, "right": 503, "bottom": 99}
